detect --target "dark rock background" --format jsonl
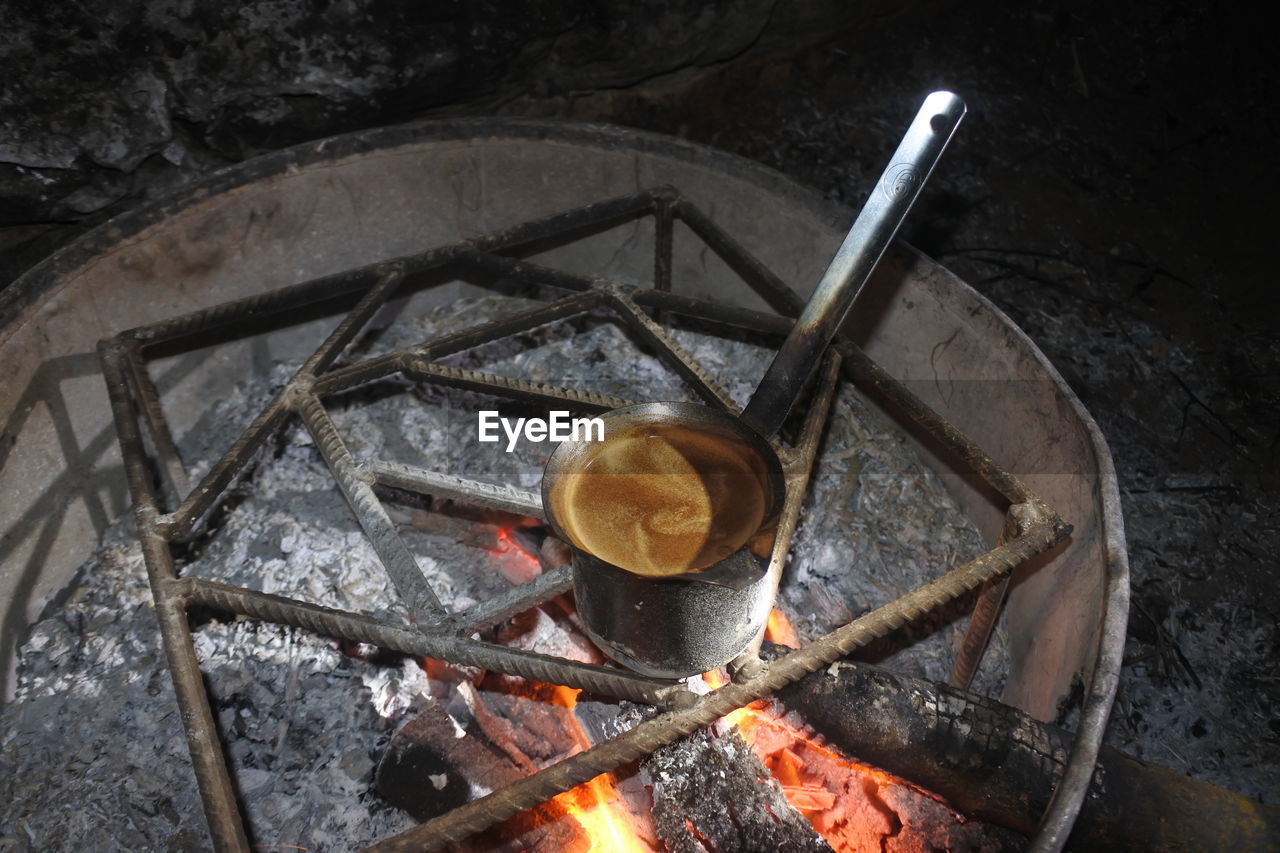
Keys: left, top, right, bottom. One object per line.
{"left": 0, "top": 0, "right": 868, "bottom": 222}
{"left": 2, "top": 0, "right": 1277, "bottom": 832}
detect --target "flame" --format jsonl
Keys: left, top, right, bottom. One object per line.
{"left": 476, "top": 562, "right": 914, "bottom": 850}
{"left": 765, "top": 608, "right": 801, "bottom": 648}
{"left": 548, "top": 685, "right": 659, "bottom": 852}
{"left": 701, "top": 612, "right": 922, "bottom": 851}
{"left": 562, "top": 777, "right": 654, "bottom": 853}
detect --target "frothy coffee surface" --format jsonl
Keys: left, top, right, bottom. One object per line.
{"left": 550, "top": 422, "right": 770, "bottom": 576}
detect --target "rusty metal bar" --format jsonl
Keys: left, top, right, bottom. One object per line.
{"left": 125, "top": 256, "right": 424, "bottom": 346}
{"left": 631, "top": 287, "right": 792, "bottom": 335}
{"left": 735, "top": 352, "right": 843, "bottom": 672}
{"left": 313, "top": 289, "right": 602, "bottom": 397}
{"left": 671, "top": 198, "right": 806, "bottom": 316}
{"left": 124, "top": 188, "right": 660, "bottom": 349}
{"left": 949, "top": 505, "right": 1022, "bottom": 689}
{"left": 464, "top": 251, "right": 593, "bottom": 293}
{"left": 408, "top": 287, "right": 602, "bottom": 360}
{"left": 367, "top": 508, "right": 1071, "bottom": 852}
{"left": 451, "top": 565, "right": 574, "bottom": 636}
{"left": 99, "top": 339, "right": 250, "bottom": 853}
{"left": 122, "top": 342, "right": 190, "bottom": 508}
{"left": 363, "top": 459, "right": 545, "bottom": 519}
{"left": 950, "top": 575, "right": 1011, "bottom": 689}
{"left": 600, "top": 284, "right": 739, "bottom": 412}
{"left": 467, "top": 188, "right": 659, "bottom": 256}
{"left": 456, "top": 255, "right": 741, "bottom": 411}
{"left": 164, "top": 266, "right": 409, "bottom": 540}
{"left": 149, "top": 594, "right": 251, "bottom": 853}
{"left": 308, "top": 351, "right": 406, "bottom": 397}
{"left": 400, "top": 358, "right": 634, "bottom": 414}
{"left": 834, "top": 343, "right": 1034, "bottom": 505}
{"left": 297, "top": 265, "right": 408, "bottom": 378}
{"left": 777, "top": 352, "right": 844, "bottom": 545}
{"left": 294, "top": 392, "right": 444, "bottom": 625}
{"left": 793, "top": 354, "right": 844, "bottom": 460}
{"left": 159, "top": 395, "right": 290, "bottom": 541}
{"left": 654, "top": 189, "right": 674, "bottom": 293}
{"left": 173, "top": 577, "right": 690, "bottom": 708}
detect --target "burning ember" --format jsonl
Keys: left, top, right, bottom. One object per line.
{"left": 693, "top": 610, "right": 987, "bottom": 853}
{"left": 707, "top": 683, "right": 908, "bottom": 852}
{"left": 548, "top": 685, "right": 661, "bottom": 853}
{"left": 555, "top": 770, "right": 658, "bottom": 853}
{"left": 440, "top": 543, "right": 996, "bottom": 853}
{"left": 766, "top": 607, "right": 803, "bottom": 649}
{"left": 490, "top": 526, "right": 548, "bottom": 583}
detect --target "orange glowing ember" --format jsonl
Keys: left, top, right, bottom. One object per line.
{"left": 765, "top": 607, "right": 801, "bottom": 648}
{"left": 495, "top": 527, "right": 540, "bottom": 561}
{"left": 701, "top": 613, "right": 927, "bottom": 852}
{"left": 558, "top": 776, "right": 655, "bottom": 853}
{"left": 490, "top": 527, "right": 544, "bottom": 584}
{"left": 549, "top": 685, "right": 659, "bottom": 852}
{"left": 478, "top": 558, "right": 924, "bottom": 850}
{"left": 719, "top": 699, "right": 910, "bottom": 849}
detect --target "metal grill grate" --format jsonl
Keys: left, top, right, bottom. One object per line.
{"left": 99, "top": 184, "right": 1069, "bottom": 852}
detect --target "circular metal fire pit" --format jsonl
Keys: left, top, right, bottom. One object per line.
{"left": 0, "top": 119, "right": 1129, "bottom": 850}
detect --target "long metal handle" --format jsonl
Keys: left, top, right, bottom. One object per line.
{"left": 740, "top": 91, "right": 966, "bottom": 437}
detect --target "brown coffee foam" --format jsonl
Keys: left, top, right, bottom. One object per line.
{"left": 551, "top": 422, "right": 769, "bottom": 576}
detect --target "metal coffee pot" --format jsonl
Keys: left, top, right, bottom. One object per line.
{"left": 541, "top": 92, "right": 966, "bottom": 678}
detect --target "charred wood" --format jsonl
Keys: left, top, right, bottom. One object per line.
{"left": 374, "top": 698, "right": 586, "bottom": 851}
{"left": 777, "top": 657, "right": 1280, "bottom": 852}
{"left": 644, "top": 725, "right": 834, "bottom": 853}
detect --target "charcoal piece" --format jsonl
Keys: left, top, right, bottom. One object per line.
{"left": 468, "top": 678, "right": 582, "bottom": 766}
{"left": 373, "top": 700, "right": 592, "bottom": 851}
{"left": 645, "top": 726, "right": 834, "bottom": 853}
{"left": 375, "top": 700, "right": 506, "bottom": 821}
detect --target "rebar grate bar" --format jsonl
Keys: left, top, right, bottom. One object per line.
{"left": 295, "top": 391, "right": 446, "bottom": 625}
{"left": 363, "top": 460, "right": 546, "bottom": 520}
{"left": 172, "top": 577, "right": 687, "bottom": 707}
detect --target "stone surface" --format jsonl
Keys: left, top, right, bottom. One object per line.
{"left": 0, "top": 0, "right": 895, "bottom": 224}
